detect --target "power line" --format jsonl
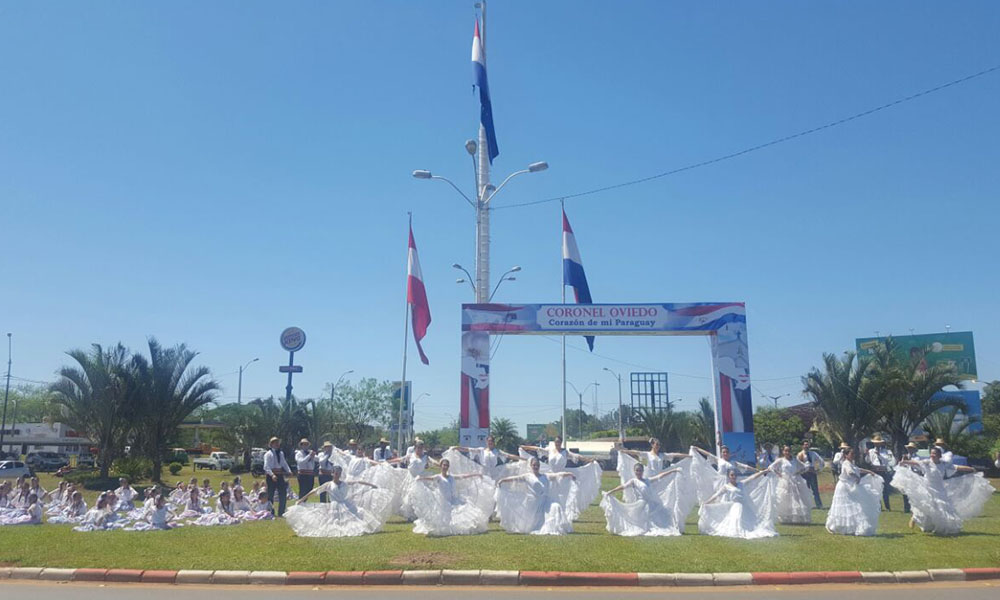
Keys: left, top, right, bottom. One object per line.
{"left": 493, "top": 64, "right": 1000, "bottom": 211}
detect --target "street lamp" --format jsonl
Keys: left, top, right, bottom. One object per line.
{"left": 566, "top": 381, "right": 597, "bottom": 439}
{"left": 603, "top": 367, "right": 624, "bottom": 443}
{"left": 237, "top": 357, "right": 259, "bottom": 405}
{"left": 0, "top": 334, "right": 11, "bottom": 450}
{"left": 488, "top": 265, "right": 521, "bottom": 301}
{"left": 764, "top": 393, "right": 789, "bottom": 409}
{"left": 331, "top": 369, "right": 354, "bottom": 402}
{"left": 453, "top": 263, "right": 477, "bottom": 294}
{"left": 411, "top": 392, "right": 430, "bottom": 442}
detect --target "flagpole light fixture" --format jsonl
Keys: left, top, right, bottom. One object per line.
{"left": 488, "top": 265, "right": 521, "bottom": 302}
{"left": 481, "top": 162, "right": 549, "bottom": 205}
{"left": 465, "top": 139, "right": 478, "bottom": 155}
{"left": 453, "top": 263, "right": 477, "bottom": 293}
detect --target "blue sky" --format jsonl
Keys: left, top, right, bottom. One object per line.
{"left": 2, "top": 2, "right": 999, "bottom": 434}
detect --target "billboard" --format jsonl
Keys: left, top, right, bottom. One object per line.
{"left": 525, "top": 424, "right": 547, "bottom": 443}
{"left": 929, "top": 389, "right": 983, "bottom": 433}
{"left": 856, "top": 331, "right": 976, "bottom": 380}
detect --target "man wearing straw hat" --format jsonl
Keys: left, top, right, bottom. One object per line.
{"left": 316, "top": 441, "right": 336, "bottom": 502}
{"left": 900, "top": 441, "right": 920, "bottom": 513}
{"left": 263, "top": 436, "right": 292, "bottom": 516}
{"left": 867, "top": 434, "right": 896, "bottom": 510}
{"left": 831, "top": 442, "right": 850, "bottom": 484}
{"left": 373, "top": 438, "right": 392, "bottom": 462}
{"left": 295, "top": 438, "right": 318, "bottom": 500}
{"left": 933, "top": 438, "right": 954, "bottom": 464}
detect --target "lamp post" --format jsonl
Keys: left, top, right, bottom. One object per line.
{"left": 331, "top": 369, "right": 354, "bottom": 402}
{"left": 603, "top": 367, "right": 624, "bottom": 443}
{"left": 412, "top": 392, "right": 430, "bottom": 442}
{"left": 0, "top": 334, "right": 11, "bottom": 451}
{"left": 765, "top": 393, "right": 789, "bottom": 409}
{"left": 566, "top": 381, "right": 596, "bottom": 440}
{"left": 237, "top": 357, "right": 259, "bottom": 405}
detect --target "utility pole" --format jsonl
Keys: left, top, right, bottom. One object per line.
{"left": 0, "top": 334, "right": 10, "bottom": 451}
{"left": 603, "top": 367, "right": 624, "bottom": 443}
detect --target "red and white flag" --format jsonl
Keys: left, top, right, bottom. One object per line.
{"left": 407, "top": 224, "right": 432, "bottom": 364}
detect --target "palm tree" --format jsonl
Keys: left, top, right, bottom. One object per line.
{"left": 489, "top": 417, "right": 521, "bottom": 453}
{"left": 132, "top": 339, "right": 219, "bottom": 482}
{"left": 870, "top": 338, "right": 965, "bottom": 460}
{"left": 923, "top": 406, "right": 982, "bottom": 453}
{"left": 803, "top": 351, "right": 882, "bottom": 451}
{"left": 50, "top": 344, "right": 137, "bottom": 478}
{"left": 635, "top": 403, "right": 686, "bottom": 451}
{"left": 690, "top": 397, "right": 716, "bottom": 450}
{"left": 250, "top": 396, "right": 310, "bottom": 454}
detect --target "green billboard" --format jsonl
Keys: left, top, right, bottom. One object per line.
{"left": 855, "top": 331, "right": 977, "bottom": 380}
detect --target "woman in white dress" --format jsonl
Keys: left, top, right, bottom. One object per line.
{"left": 601, "top": 462, "right": 693, "bottom": 536}
{"left": 825, "top": 446, "right": 883, "bottom": 536}
{"left": 698, "top": 469, "right": 777, "bottom": 539}
{"left": 285, "top": 464, "right": 393, "bottom": 537}
{"left": 496, "top": 457, "right": 578, "bottom": 535}
{"left": 0, "top": 493, "right": 42, "bottom": 526}
{"left": 127, "top": 495, "right": 181, "bottom": 531}
{"left": 73, "top": 494, "right": 124, "bottom": 532}
{"left": 618, "top": 438, "right": 689, "bottom": 478}
{"left": 690, "top": 445, "right": 759, "bottom": 502}
{"left": 445, "top": 435, "right": 527, "bottom": 481}
{"left": 411, "top": 458, "right": 495, "bottom": 536}
{"left": 520, "top": 436, "right": 602, "bottom": 514}
{"left": 768, "top": 445, "right": 814, "bottom": 524}
{"left": 387, "top": 441, "right": 440, "bottom": 520}
{"left": 48, "top": 491, "right": 89, "bottom": 524}
{"left": 190, "top": 489, "right": 241, "bottom": 526}
{"left": 892, "top": 447, "right": 995, "bottom": 535}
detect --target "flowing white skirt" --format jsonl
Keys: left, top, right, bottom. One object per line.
{"left": 284, "top": 488, "right": 393, "bottom": 538}
{"left": 775, "top": 473, "right": 815, "bottom": 524}
{"left": 495, "top": 478, "right": 578, "bottom": 535}
{"left": 542, "top": 461, "right": 602, "bottom": 515}
{"left": 442, "top": 448, "right": 528, "bottom": 481}
{"left": 697, "top": 478, "right": 777, "bottom": 539}
{"left": 600, "top": 478, "right": 696, "bottom": 537}
{"left": 359, "top": 463, "right": 409, "bottom": 517}
{"left": 891, "top": 469, "right": 994, "bottom": 535}
{"left": 825, "top": 476, "right": 882, "bottom": 536}
{"left": 411, "top": 477, "right": 496, "bottom": 536}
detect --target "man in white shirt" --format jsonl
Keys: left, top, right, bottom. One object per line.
{"left": 295, "top": 438, "right": 317, "bottom": 500}
{"left": 831, "top": 442, "right": 849, "bottom": 485}
{"left": 901, "top": 442, "right": 920, "bottom": 513}
{"left": 756, "top": 442, "right": 779, "bottom": 470}
{"left": 263, "top": 436, "right": 292, "bottom": 516}
{"left": 933, "top": 438, "right": 954, "bottom": 464}
{"left": 316, "top": 441, "right": 336, "bottom": 503}
{"left": 866, "top": 435, "right": 896, "bottom": 510}
{"left": 373, "top": 438, "right": 393, "bottom": 462}
{"left": 796, "top": 440, "right": 825, "bottom": 508}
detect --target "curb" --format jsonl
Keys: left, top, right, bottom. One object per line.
{"left": 0, "top": 567, "right": 997, "bottom": 586}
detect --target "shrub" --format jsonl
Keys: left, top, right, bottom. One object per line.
{"left": 111, "top": 457, "right": 153, "bottom": 482}
{"left": 229, "top": 465, "right": 246, "bottom": 475}
{"left": 168, "top": 462, "right": 183, "bottom": 476}
{"left": 63, "top": 468, "right": 98, "bottom": 485}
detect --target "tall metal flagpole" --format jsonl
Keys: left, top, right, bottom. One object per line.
{"left": 560, "top": 200, "right": 567, "bottom": 441}
{"left": 475, "top": 0, "right": 491, "bottom": 305}
{"left": 0, "top": 334, "right": 11, "bottom": 450}
{"left": 398, "top": 213, "right": 412, "bottom": 454}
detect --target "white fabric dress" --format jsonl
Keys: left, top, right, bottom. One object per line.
{"left": 411, "top": 474, "right": 495, "bottom": 536}
{"left": 769, "top": 457, "right": 815, "bottom": 524}
{"left": 442, "top": 448, "right": 528, "bottom": 481}
{"left": 496, "top": 473, "right": 578, "bottom": 535}
{"left": 689, "top": 447, "right": 752, "bottom": 504}
{"left": 890, "top": 459, "right": 995, "bottom": 535}
{"left": 697, "top": 476, "right": 777, "bottom": 539}
{"left": 284, "top": 481, "right": 393, "bottom": 537}
{"left": 825, "top": 461, "right": 883, "bottom": 536}
{"left": 600, "top": 471, "right": 697, "bottom": 536}
{"left": 529, "top": 447, "right": 602, "bottom": 514}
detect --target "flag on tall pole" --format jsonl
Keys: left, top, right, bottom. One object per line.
{"left": 562, "top": 206, "right": 595, "bottom": 351}
{"left": 407, "top": 222, "right": 432, "bottom": 364}
{"left": 471, "top": 19, "right": 499, "bottom": 163}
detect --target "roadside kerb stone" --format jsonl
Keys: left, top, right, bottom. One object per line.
{"left": 860, "top": 571, "right": 896, "bottom": 584}
{"left": 894, "top": 570, "right": 930, "bottom": 583}
{"left": 480, "top": 570, "right": 519, "bottom": 585}
{"left": 519, "top": 571, "right": 560, "bottom": 586}
{"left": 10, "top": 567, "right": 44, "bottom": 580}
{"left": 441, "top": 570, "right": 481, "bottom": 585}
{"left": 249, "top": 571, "right": 287, "bottom": 585}
{"left": 824, "top": 571, "right": 863, "bottom": 583}
{"left": 176, "top": 570, "right": 214, "bottom": 584}
{"left": 673, "top": 573, "right": 714, "bottom": 586}
{"left": 927, "top": 568, "right": 965, "bottom": 582}
{"left": 141, "top": 570, "right": 178, "bottom": 584}
{"left": 362, "top": 570, "right": 402, "bottom": 585}
{"left": 637, "top": 573, "right": 675, "bottom": 586}
{"left": 401, "top": 570, "right": 441, "bottom": 585}
{"left": 0, "top": 567, "right": 12, "bottom": 579}
{"left": 212, "top": 570, "right": 251, "bottom": 585}
{"left": 963, "top": 568, "right": 1000, "bottom": 581}
{"left": 713, "top": 572, "right": 752, "bottom": 586}
{"left": 286, "top": 571, "right": 326, "bottom": 585}
{"left": 38, "top": 568, "right": 76, "bottom": 582}
{"left": 73, "top": 568, "right": 109, "bottom": 582}
{"left": 324, "top": 571, "right": 364, "bottom": 585}
{"left": 556, "top": 572, "right": 637, "bottom": 586}
{"left": 106, "top": 569, "right": 144, "bottom": 583}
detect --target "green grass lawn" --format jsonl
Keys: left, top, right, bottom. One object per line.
{"left": 1, "top": 468, "right": 997, "bottom": 573}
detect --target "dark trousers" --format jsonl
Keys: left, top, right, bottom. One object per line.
{"left": 877, "top": 470, "right": 892, "bottom": 510}
{"left": 903, "top": 493, "right": 910, "bottom": 513}
{"left": 317, "top": 473, "right": 332, "bottom": 502}
{"left": 266, "top": 475, "right": 288, "bottom": 516}
{"left": 801, "top": 471, "right": 822, "bottom": 507}
{"left": 297, "top": 473, "right": 315, "bottom": 500}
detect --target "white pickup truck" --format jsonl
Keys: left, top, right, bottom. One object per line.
{"left": 192, "top": 452, "right": 234, "bottom": 471}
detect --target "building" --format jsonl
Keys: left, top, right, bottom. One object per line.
{"left": 0, "top": 422, "right": 93, "bottom": 457}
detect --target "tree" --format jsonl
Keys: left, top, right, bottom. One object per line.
{"left": 870, "top": 338, "right": 965, "bottom": 460}
{"left": 689, "top": 397, "right": 716, "bottom": 450}
{"left": 490, "top": 417, "right": 521, "bottom": 452}
{"left": 635, "top": 403, "right": 686, "bottom": 451}
{"left": 803, "top": 351, "right": 882, "bottom": 451}
{"left": 332, "top": 378, "right": 394, "bottom": 444}
{"left": 752, "top": 407, "right": 805, "bottom": 449}
{"left": 250, "top": 396, "right": 310, "bottom": 454}
{"left": 50, "top": 344, "right": 137, "bottom": 478}
{"left": 131, "top": 339, "right": 220, "bottom": 482}
{"left": 981, "top": 381, "right": 1000, "bottom": 446}
{"left": 923, "top": 406, "right": 987, "bottom": 458}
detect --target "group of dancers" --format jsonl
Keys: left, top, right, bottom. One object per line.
{"left": 2, "top": 435, "right": 993, "bottom": 539}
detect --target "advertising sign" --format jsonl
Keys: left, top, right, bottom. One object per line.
{"left": 856, "top": 331, "right": 976, "bottom": 380}
{"left": 929, "top": 389, "right": 983, "bottom": 433}
{"left": 280, "top": 327, "right": 307, "bottom": 352}
{"left": 526, "top": 424, "right": 547, "bottom": 443}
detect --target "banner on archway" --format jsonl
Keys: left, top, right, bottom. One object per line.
{"left": 459, "top": 302, "right": 757, "bottom": 463}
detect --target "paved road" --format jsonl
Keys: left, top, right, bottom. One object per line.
{"left": 2, "top": 581, "right": 999, "bottom": 599}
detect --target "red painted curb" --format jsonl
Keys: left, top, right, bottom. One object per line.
{"left": 752, "top": 572, "right": 790, "bottom": 585}
{"left": 520, "top": 571, "right": 561, "bottom": 585}
{"left": 823, "top": 571, "right": 863, "bottom": 583}
{"left": 555, "top": 572, "right": 638, "bottom": 586}
{"left": 963, "top": 568, "right": 1000, "bottom": 581}
{"left": 787, "top": 572, "right": 828, "bottom": 585}
{"left": 325, "top": 571, "right": 364, "bottom": 585}
{"left": 362, "top": 570, "right": 403, "bottom": 585}
{"left": 141, "top": 570, "right": 178, "bottom": 584}
{"left": 73, "top": 568, "right": 108, "bottom": 582}
{"left": 287, "top": 571, "right": 326, "bottom": 585}
{"left": 106, "top": 569, "right": 144, "bottom": 583}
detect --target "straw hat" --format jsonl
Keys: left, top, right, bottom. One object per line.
{"left": 348, "top": 439, "right": 358, "bottom": 446}
{"left": 379, "top": 438, "right": 390, "bottom": 444}
{"left": 905, "top": 442, "right": 917, "bottom": 450}
{"left": 321, "top": 441, "right": 333, "bottom": 448}
{"left": 871, "top": 434, "right": 885, "bottom": 444}
{"left": 839, "top": 442, "right": 850, "bottom": 450}
{"left": 268, "top": 436, "right": 280, "bottom": 445}
{"left": 299, "top": 438, "right": 310, "bottom": 445}
{"left": 934, "top": 438, "right": 947, "bottom": 446}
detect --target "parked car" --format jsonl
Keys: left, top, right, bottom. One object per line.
{"left": 192, "top": 451, "right": 234, "bottom": 471}
{"left": 25, "top": 452, "right": 69, "bottom": 472}
{"left": 76, "top": 454, "right": 96, "bottom": 468}
{"left": 0, "top": 460, "right": 32, "bottom": 479}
